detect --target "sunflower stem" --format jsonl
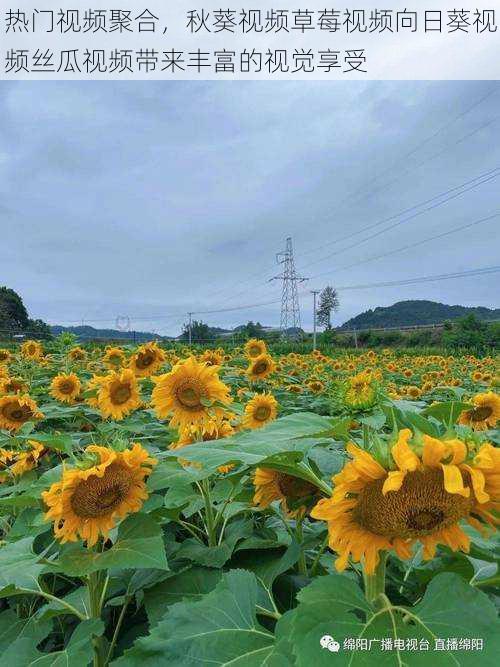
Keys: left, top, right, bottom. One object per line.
{"left": 295, "top": 517, "right": 308, "bottom": 577}
{"left": 88, "top": 568, "right": 106, "bottom": 667}
{"left": 201, "top": 479, "right": 217, "bottom": 547}
{"left": 363, "top": 551, "right": 387, "bottom": 607}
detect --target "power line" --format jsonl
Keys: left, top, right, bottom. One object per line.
{"left": 181, "top": 89, "right": 499, "bottom": 311}
{"left": 332, "top": 85, "right": 499, "bottom": 211}
{"left": 307, "top": 211, "right": 500, "bottom": 281}
{"left": 294, "top": 165, "right": 500, "bottom": 266}
{"left": 328, "top": 265, "right": 500, "bottom": 292}
{"left": 296, "top": 167, "right": 500, "bottom": 272}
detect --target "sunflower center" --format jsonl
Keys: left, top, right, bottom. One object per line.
{"left": 70, "top": 462, "right": 132, "bottom": 518}
{"left": 353, "top": 468, "right": 473, "bottom": 539}
{"left": 277, "top": 474, "right": 317, "bottom": 501}
{"left": 136, "top": 352, "right": 154, "bottom": 369}
{"left": 59, "top": 380, "right": 75, "bottom": 394}
{"left": 4, "top": 403, "right": 31, "bottom": 423}
{"left": 176, "top": 381, "right": 204, "bottom": 410}
{"left": 110, "top": 382, "right": 132, "bottom": 405}
{"left": 253, "top": 361, "right": 268, "bottom": 375}
{"left": 470, "top": 406, "right": 492, "bottom": 421}
{"left": 254, "top": 405, "right": 271, "bottom": 421}
{"left": 249, "top": 346, "right": 261, "bottom": 357}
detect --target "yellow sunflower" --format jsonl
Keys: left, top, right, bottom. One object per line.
{"left": 50, "top": 373, "right": 82, "bottom": 404}
{"left": 20, "top": 340, "right": 43, "bottom": 361}
{"left": 68, "top": 346, "right": 87, "bottom": 362}
{"left": 253, "top": 468, "right": 320, "bottom": 517}
{"left": 151, "top": 356, "right": 232, "bottom": 431}
{"left": 344, "top": 372, "right": 377, "bottom": 410}
{"left": 244, "top": 338, "right": 267, "bottom": 359}
{"left": 0, "top": 376, "right": 28, "bottom": 395}
{"left": 458, "top": 392, "right": 500, "bottom": 431}
{"left": 307, "top": 379, "right": 325, "bottom": 394}
{"left": 97, "top": 368, "right": 141, "bottom": 420}
{"left": 311, "top": 429, "right": 500, "bottom": 575}
{"left": 103, "top": 346, "right": 126, "bottom": 369}
{"left": 0, "top": 349, "right": 11, "bottom": 364}
{"left": 201, "top": 349, "right": 224, "bottom": 367}
{"left": 42, "top": 443, "right": 157, "bottom": 546}
{"left": 129, "top": 342, "right": 166, "bottom": 377}
{"left": 9, "top": 440, "right": 45, "bottom": 477}
{"left": 172, "top": 416, "right": 235, "bottom": 473}
{"left": 0, "top": 394, "right": 43, "bottom": 431}
{"left": 242, "top": 393, "right": 278, "bottom": 430}
{"left": 246, "top": 353, "right": 276, "bottom": 382}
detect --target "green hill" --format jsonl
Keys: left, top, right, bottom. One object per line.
{"left": 340, "top": 300, "right": 500, "bottom": 330}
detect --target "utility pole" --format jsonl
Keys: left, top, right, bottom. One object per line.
{"left": 270, "top": 237, "right": 307, "bottom": 338}
{"left": 188, "top": 312, "right": 193, "bottom": 345}
{"left": 311, "top": 290, "right": 319, "bottom": 351}
{"left": 353, "top": 325, "right": 358, "bottom": 349}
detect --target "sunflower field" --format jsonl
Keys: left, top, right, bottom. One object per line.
{"left": 0, "top": 336, "right": 499, "bottom": 666}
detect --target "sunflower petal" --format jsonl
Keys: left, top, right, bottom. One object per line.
{"left": 441, "top": 464, "right": 470, "bottom": 497}
{"left": 382, "top": 470, "right": 406, "bottom": 495}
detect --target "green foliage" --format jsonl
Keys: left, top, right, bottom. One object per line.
{"left": 342, "top": 299, "right": 500, "bottom": 330}
{"left": 0, "top": 285, "right": 51, "bottom": 336}
{"left": 180, "top": 319, "right": 213, "bottom": 343}
{"left": 442, "top": 314, "right": 497, "bottom": 352}
{"left": 316, "top": 286, "right": 340, "bottom": 330}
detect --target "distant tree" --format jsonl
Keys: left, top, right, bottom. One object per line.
{"left": 0, "top": 286, "right": 51, "bottom": 336}
{"left": 243, "top": 321, "right": 264, "bottom": 338}
{"left": 316, "top": 286, "right": 340, "bottom": 330}
{"left": 0, "top": 286, "right": 30, "bottom": 329}
{"left": 180, "top": 319, "right": 212, "bottom": 343}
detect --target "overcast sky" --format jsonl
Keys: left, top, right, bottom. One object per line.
{"left": 1, "top": 81, "right": 499, "bottom": 335}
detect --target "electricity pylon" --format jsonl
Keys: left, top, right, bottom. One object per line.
{"left": 270, "top": 237, "right": 307, "bottom": 337}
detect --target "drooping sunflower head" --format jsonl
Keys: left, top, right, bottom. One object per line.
{"left": 97, "top": 368, "right": 141, "bottom": 420}
{"left": 20, "top": 340, "right": 43, "bottom": 361}
{"left": 0, "top": 394, "right": 43, "bottom": 432}
{"left": 246, "top": 353, "right": 276, "bottom": 382}
{"left": 242, "top": 393, "right": 278, "bottom": 430}
{"left": 68, "top": 346, "right": 87, "bottom": 362}
{"left": 201, "top": 349, "right": 224, "bottom": 367}
{"left": 151, "top": 356, "right": 232, "bottom": 430}
{"left": 307, "top": 379, "right": 325, "bottom": 394}
{"left": 244, "top": 339, "right": 267, "bottom": 359}
{"left": 458, "top": 392, "right": 500, "bottom": 431}
{"left": 172, "top": 415, "right": 235, "bottom": 450}
{"left": 0, "top": 376, "right": 28, "bottom": 395}
{"left": 253, "top": 468, "right": 320, "bottom": 517}
{"left": 42, "top": 443, "right": 157, "bottom": 546}
{"left": 0, "top": 349, "right": 11, "bottom": 364}
{"left": 311, "top": 429, "right": 500, "bottom": 574}
{"left": 50, "top": 373, "right": 81, "bottom": 404}
{"left": 103, "top": 346, "right": 126, "bottom": 369}
{"left": 9, "top": 440, "right": 45, "bottom": 477}
{"left": 129, "top": 342, "right": 166, "bottom": 377}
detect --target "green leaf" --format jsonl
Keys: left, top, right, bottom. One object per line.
{"left": 147, "top": 459, "right": 211, "bottom": 492}
{"left": 113, "top": 570, "right": 274, "bottom": 666}
{"left": 0, "top": 610, "right": 52, "bottom": 665}
{"left": 27, "top": 618, "right": 104, "bottom": 666}
{"left": 422, "top": 401, "right": 472, "bottom": 425}
{"left": 0, "top": 537, "right": 44, "bottom": 591}
{"left": 57, "top": 513, "right": 168, "bottom": 576}
{"left": 175, "top": 518, "right": 253, "bottom": 568}
{"left": 167, "top": 412, "right": 332, "bottom": 470}
{"left": 284, "top": 572, "right": 500, "bottom": 665}
{"left": 145, "top": 566, "right": 223, "bottom": 627}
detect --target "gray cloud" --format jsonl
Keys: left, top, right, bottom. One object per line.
{"left": 1, "top": 80, "right": 499, "bottom": 335}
